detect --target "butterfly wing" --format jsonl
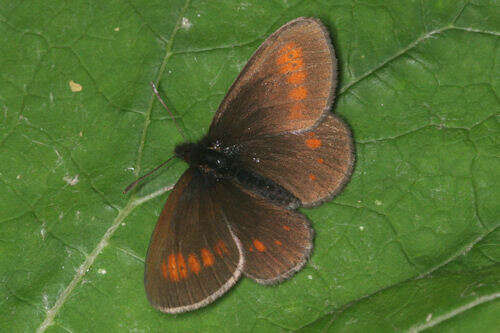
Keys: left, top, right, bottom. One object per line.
{"left": 144, "top": 168, "right": 244, "bottom": 313}
{"left": 209, "top": 17, "right": 336, "bottom": 142}
{"left": 236, "top": 113, "right": 354, "bottom": 207}
{"left": 213, "top": 180, "right": 313, "bottom": 284}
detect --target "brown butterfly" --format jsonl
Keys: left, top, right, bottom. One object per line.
{"left": 140, "top": 17, "right": 354, "bottom": 314}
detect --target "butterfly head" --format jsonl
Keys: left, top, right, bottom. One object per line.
{"left": 174, "top": 142, "right": 199, "bottom": 164}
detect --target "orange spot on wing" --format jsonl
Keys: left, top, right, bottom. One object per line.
{"left": 306, "top": 138, "right": 322, "bottom": 149}
{"left": 277, "top": 43, "right": 302, "bottom": 64}
{"left": 283, "top": 225, "right": 291, "bottom": 231}
{"left": 253, "top": 239, "right": 266, "bottom": 252}
{"left": 177, "top": 253, "right": 187, "bottom": 279}
{"left": 277, "top": 42, "right": 295, "bottom": 54}
{"left": 161, "top": 260, "right": 168, "bottom": 279}
{"left": 279, "top": 60, "right": 304, "bottom": 74}
{"left": 168, "top": 254, "right": 179, "bottom": 282}
{"left": 201, "top": 248, "right": 215, "bottom": 267}
{"left": 277, "top": 43, "right": 305, "bottom": 74}
{"left": 274, "top": 240, "right": 282, "bottom": 246}
{"left": 318, "top": 158, "right": 325, "bottom": 164}
{"left": 288, "top": 103, "right": 305, "bottom": 120}
{"left": 309, "top": 174, "right": 317, "bottom": 181}
{"left": 249, "top": 245, "right": 255, "bottom": 252}
{"left": 288, "top": 71, "right": 306, "bottom": 84}
{"left": 289, "top": 86, "right": 307, "bottom": 100}
{"left": 188, "top": 253, "right": 201, "bottom": 275}
{"left": 214, "top": 240, "right": 229, "bottom": 257}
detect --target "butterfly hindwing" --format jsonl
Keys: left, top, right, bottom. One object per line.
{"left": 144, "top": 168, "right": 244, "bottom": 313}
{"left": 213, "top": 180, "right": 313, "bottom": 284}
{"left": 209, "top": 17, "right": 336, "bottom": 142}
{"left": 236, "top": 113, "right": 355, "bottom": 207}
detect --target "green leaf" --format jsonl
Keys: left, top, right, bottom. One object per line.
{"left": 300, "top": 231, "right": 500, "bottom": 332}
{"left": 1, "top": 0, "right": 498, "bottom": 332}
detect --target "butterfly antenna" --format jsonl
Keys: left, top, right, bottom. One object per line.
{"left": 123, "top": 156, "right": 176, "bottom": 194}
{"left": 150, "top": 82, "right": 187, "bottom": 140}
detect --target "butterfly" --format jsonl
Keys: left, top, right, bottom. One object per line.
{"left": 139, "top": 17, "right": 354, "bottom": 314}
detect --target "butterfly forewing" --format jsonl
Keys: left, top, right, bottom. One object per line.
{"left": 145, "top": 168, "right": 244, "bottom": 313}
{"left": 214, "top": 180, "right": 313, "bottom": 284}
{"left": 236, "top": 114, "right": 354, "bottom": 207}
{"left": 209, "top": 17, "right": 336, "bottom": 142}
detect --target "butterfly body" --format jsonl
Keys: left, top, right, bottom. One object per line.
{"left": 175, "top": 139, "right": 300, "bottom": 207}
{"left": 143, "top": 17, "right": 355, "bottom": 314}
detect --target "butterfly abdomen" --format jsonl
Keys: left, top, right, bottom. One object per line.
{"left": 234, "top": 168, "right": 300, "bottom": 208}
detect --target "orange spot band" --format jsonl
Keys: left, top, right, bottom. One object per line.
{"left": 279, "top": 61, "right": 304, "bottom": 74}
{"left": 288, "top": 71, "right": 306, "bottom": 84}
{"left": 253, "top": 239, "right": 266, "bottom": 252}
{"left": 214, "top": 240, "right": 229, "bottom": 257}
{"left": 168, "top": 254, "right": 179, "bottom": 282}
{"left": 288, "top": 103, "right": 305, "bottom": 120}
{"left": 277, "top": 46, "right": 303, "bottom": 65}
{"left": 289, "top": 86, "right": 307, "bottom": 100}
{"left": 201, "top": 248, "right": 215, "bottom": 267}
{"left": 306, "top": 138, "right": 322, "bottom": 149}
{"left": 178, "top": 253, "right": 187, "bottom": 279}
{"left": 188, "top": 254, "right": 201, "bottom": 275}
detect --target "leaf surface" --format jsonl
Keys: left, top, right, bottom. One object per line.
{"left": 0, "top": 0, "right": 498, "bottom": 331}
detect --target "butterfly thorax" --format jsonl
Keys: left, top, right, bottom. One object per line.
{"left": 174, "top": 140, "right": 237, "bottom": 179}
